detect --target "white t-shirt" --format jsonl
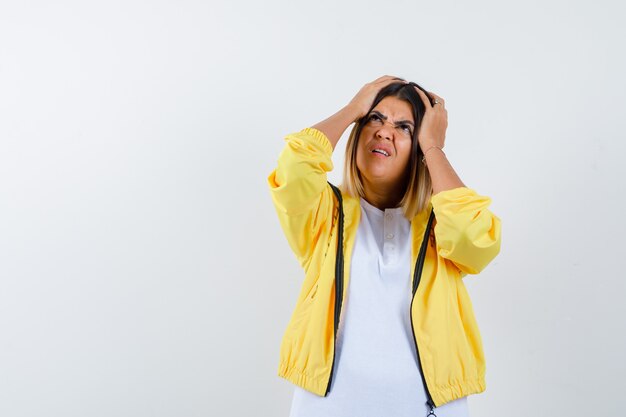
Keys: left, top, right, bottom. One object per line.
{"left": 289, "top": 197, "right": 470, "bottom": 417}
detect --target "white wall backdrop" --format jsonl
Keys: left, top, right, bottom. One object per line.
{"left": 1, "top": 1, "right": 624, "bottom": 416}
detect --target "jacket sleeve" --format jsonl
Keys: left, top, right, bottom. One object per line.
{"left": 430, "top": 186, "right": 502, "bottom": 277}
{"left": 266, "top": 127, "right": 336, "bottom": 271}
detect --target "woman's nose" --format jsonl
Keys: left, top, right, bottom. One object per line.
{"left": 376, "top": 126, "right": 393, "bottom": 140}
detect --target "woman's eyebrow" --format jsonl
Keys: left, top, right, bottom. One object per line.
{"left": 371, "top": 110, "right": 414, "bottom": 126}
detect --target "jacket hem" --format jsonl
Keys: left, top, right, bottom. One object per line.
{"left": 278, "top": 361, "right": 486, "bottom": 406}
{"left": 430, "top": 377, "right": 486, "bottom": 407}
{"left": 277, "top": 362, "right": 328, "bottom": 397}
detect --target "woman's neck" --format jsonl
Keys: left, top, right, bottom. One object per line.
{"left": 362, "top": 181, "right": 405, "bottom": 210}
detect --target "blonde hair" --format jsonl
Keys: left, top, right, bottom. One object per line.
{"left": 338, "top": 82, "right": 435, "bottom": 220}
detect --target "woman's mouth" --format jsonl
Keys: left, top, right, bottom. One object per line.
{"left": 371, "top": 149, "right": 390, "bottom": 158}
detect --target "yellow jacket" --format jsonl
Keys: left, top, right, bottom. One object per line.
{"left": 267, "top": 127, "right": 502, "bottom": 408}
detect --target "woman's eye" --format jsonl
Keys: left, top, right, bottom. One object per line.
{"left": 400, "top": 125, "right": 412, "bottom": 134}
{"left": 369, "top": 114, "right": 380, "bottom": 121}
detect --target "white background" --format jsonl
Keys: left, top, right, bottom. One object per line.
{"left": 1, "top": 1, "right": 624, "bottom": 416}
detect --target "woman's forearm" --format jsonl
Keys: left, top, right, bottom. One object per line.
{"left": 311, "top": 104, "right": 361, "bottom": 152}
{"left": 424, "top": 148, "right": 465, "bottom": 195}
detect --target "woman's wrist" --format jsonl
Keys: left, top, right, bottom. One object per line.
{"left": 311, "top": 104, "right": 362, "bottom": 151}
{"left": 342, "top": 102, "right": 366, "bottom": 123}
{"left": 421, "top": 145, "right": 445, "bottom": 163}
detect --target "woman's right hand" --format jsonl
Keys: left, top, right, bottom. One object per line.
{"left": 346, "top": 75, "right": 408, "bottom": 122}
{"left": 310, "top": 75, "right": 407, "bottom": 151}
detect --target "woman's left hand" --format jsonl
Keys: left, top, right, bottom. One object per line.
{"left": 414, "top": 87, "right": 448, "bottom": 153}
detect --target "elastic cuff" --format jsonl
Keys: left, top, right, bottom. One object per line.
{"left": 430, "top": 186, "right": 477, "bottom": 206}
{"left": 299, "top": 127, "right": 334, "bottom": 155}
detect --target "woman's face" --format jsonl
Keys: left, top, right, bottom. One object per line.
{"left": 356, "top": 95, "right": 415, "bottom": 191}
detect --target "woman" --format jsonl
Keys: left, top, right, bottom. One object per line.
{"left": 267, "top": 75, "right": 502, "bottom": 417}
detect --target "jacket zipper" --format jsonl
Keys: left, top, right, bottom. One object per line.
{"left": 325, "top": 182, "right": 345, "bottom": 397}
{"left": 410, "top": 208, "right": 438, "bottom": 415}
{"left": 323, "top": 183, "right": 436, "bottom": 417}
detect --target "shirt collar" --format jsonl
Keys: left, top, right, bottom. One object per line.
{"left": 359, "top": 196, "right": 405, "bottom": 218}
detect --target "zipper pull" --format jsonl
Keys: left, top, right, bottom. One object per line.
{"left": 426, "top": 400, "right": 437, "bottom": 417}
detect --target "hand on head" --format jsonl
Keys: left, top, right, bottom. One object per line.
{"left": 347, "top": 75, "right": 448, "bottom": 156}
{"left": 413, "top": 86, "right": 447, "bottom": 154}
{"left": 347, "top": 75, "right": 408, "bottom": 121}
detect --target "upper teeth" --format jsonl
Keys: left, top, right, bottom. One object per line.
{"left": 373, "top": 149, "right": 389, "bottom": 156}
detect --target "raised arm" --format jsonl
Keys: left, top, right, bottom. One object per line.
{"left": 311, "top": 105, "right": 360, "bottom": 152}
{"left": 313, "top": 75, "right": 409, "bottom": 150}
{"left": 431, "top": 187, "right": 502, "bottom": 278}
{"left": 267, "top": 75, "right": 407, "bottom": 270}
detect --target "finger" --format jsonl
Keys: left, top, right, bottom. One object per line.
{"left": 430, "top": 92, "right": 445, "bottom": 108}
{"left": 429, "top": 91, "right": 443, "bottom": 101}
{"left": 428, "top": 91, "right": 446, "bottom": 110}
{"left": 376, "top": 76, "right": 406, "bottom": 84}
{"left": 382, "top": 74, "right": 404, "bottom": 80}
{"left": 389, "top": 75, "right": 407, "bottom": 82}
{"left": 414, "top": 86, "right": 433, "bottom": 109}
{"left": 384, "top": 78, "right": 407, "bottom": 86}
{"left": 373, "top": 75, "right": 397, "bottom": 83}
